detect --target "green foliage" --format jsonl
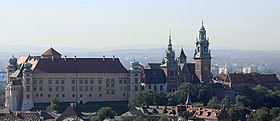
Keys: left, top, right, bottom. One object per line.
{"left": 221, "top": 96, "right": 231, "bottom": 109}
{"left": 128, "top": 90, "right": 167, "bottom": 108}
{"left": 45, "top": 97, "right": 59, "bottom": 112}
{"left": 207, "top": 97, "right": 221, "bottom": 109}
{"left": 96, "top": 107, "right": 116, "bottom": 121}
{"left": 229, "top": 105, "right": 248, "bottom": 121}
{"left": 249, "top": 107, "right": 271, "bottom": 121}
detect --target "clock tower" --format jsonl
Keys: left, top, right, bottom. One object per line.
{"left": 194, "top": 21, "right": 212, "bottom": 83}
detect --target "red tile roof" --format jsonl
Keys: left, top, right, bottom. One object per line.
{"left": 41, "top": 47, "right": 61, "bottom": 58}
{"left": 228, "top": 73, "right": 280, "bottom": 84}
{"left": 33, "top": 58, "right": 128, "bottom": 73}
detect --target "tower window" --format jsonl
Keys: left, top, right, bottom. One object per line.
{"left": 204, "top": 46, "right": 207, "bottom": 52}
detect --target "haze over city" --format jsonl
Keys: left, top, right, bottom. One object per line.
{"left": 0, "top": 0, "right": 280, "bottom": 51}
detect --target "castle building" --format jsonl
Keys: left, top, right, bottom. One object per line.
{"left": 5, "top": 48, "right": 129, "bottom": 111}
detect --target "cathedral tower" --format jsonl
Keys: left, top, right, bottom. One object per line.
{"left": 160, "top": 32, "right": 179, "bottom": 92}
{"left": 194, "top": 21, "right": 212, "bottom": 83}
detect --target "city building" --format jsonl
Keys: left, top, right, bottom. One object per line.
{"left": 5, "top": 48, "right": 129, "bottom": 111}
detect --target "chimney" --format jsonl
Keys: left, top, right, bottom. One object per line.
{"left": 103, "top": 55, "right": 105, "bottom": 61}
{"left": 113, "top": 55, "right": 115, "bottom": 61}
{"left": 74, "top": 55, "right": 76, "bottom": 60}
{"left": 64, "top": 55, "right": 67, "bottom": 61}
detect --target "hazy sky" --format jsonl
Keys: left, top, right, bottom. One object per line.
{"left": 0, "top": 0, "right": 279, "bottom": 50}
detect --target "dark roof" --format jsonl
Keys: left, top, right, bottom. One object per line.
{"left": 41, "top": 48, "right": 61, "bottom": 57}
{"left": 56, "top": 105, "right": 84, "bottom": 121}
{"left": 179, "top": 48, "right": 187, "bottom": 58}
{"left": 228, "top": 73, "right": 280, "bottom": 84}
{"left": 33, "top": 58, "right": 128, "bottom": 73}
{"left": 186, "top": 63, "right": 200, "bottom": 83}
{"left": 146, "top": 63, "right": 161, "bottom": 69}
{"left": 11, "top": 80, "right": 22, "bottom": 86}
{"left": 144, "top": 69, "right": 166, "bottom": 84}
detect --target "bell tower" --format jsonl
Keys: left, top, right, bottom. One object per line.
{"left": 194, "top": 21, "right": 212, "bottom": 83}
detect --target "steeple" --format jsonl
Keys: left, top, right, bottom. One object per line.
{"left": 194, "top": 21, "right": 211, "bottom": 59}
{"left": 179, "top": 47, "right": 187, "bottom": 64}
{"left": 160, "top": 31, "right": 177, "bottom": 68}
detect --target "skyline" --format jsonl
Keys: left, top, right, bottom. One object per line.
{"left": 0, "top": 0, "right": 280, "bottom": 50}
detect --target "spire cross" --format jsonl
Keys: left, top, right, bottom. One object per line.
{"left": 202, "top": 19, "right": 204, "bottom": 26}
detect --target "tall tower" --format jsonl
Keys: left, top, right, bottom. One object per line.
{"left": 128, "top": 60, "right": 142, "bottom": 100}
{"left": 21, "top": 62, "right": 34, "bottom": 110}
{"left": 5, "top": 56, "right": 17, "bottom": 108}
{"left": 160, "top": 32, "right": 179, "bottom": 92}
{"left": 194, "top": 21, "right": 212, "bottom": 83}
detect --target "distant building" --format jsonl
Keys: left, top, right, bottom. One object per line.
{"left": 222, "top": 73, "right": 280, "bottom": 92}
{"left": 242, "top": 67, "right": 251, "bottom": 73}
{"left": 5, "top": 48, "right": 129, "bottom": 111}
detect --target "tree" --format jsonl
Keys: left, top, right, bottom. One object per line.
{"left": 270, "top": 107, "right": 280, "bottom": 119}
{"left": 221, "top": 96, "right": 231, "bottom": 109}
{"left": 128, "top": 90, "right": 168, "bottom": 108}
{"left": 229, "top": 105, "right": 248, "bottom": 121}
{"left": 46, "top": 97, "right": 59, "bottom": 111}
{"left": 249, "top": 107, "right": 271, "bottom": 121}
{"left": 96, "top": 107, "right": 115, "bottom": 121}
{"left": 207, "top": 97, "right": 221, "bottom": 109}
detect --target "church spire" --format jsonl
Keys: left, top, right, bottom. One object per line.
{"left": 168, "top": 30, "right": 172, "bottom": 50}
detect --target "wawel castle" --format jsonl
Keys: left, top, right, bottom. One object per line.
{"left": 5, "top": 23, "right": 212, "bottom": 111}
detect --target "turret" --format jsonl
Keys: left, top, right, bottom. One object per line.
{"left": 179, "top": 48, "right": 187, "bottom": 64}
{"left": 21, "top": 62, "right": 34, "bottom": 110}
{"left": 128, "top": 60, "right": 142, "bottom": 100}
{"left": 6, "top": 56, "right": 17, "bottom": 84}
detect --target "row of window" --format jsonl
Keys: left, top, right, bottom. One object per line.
{"left": 28, "top": 92, "right": 127, "bottom": 99}
{"left": 30, "top": 79, "right": 129, "bottom": 85}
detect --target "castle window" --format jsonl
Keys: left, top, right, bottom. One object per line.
{"left": 55, "top": 80, "right": 59, "bottom": 84}
{"left": 106, "top": 79, "right": 110, "bottom": 87}
{"left": 124, "top": 87, "right": 126, "bottom": 91}
{"left": 89, "top": 94, "right": 92, "bottom": 97}
{"left": 72, "top": 86, "right": 75, "bottom": 91}
{"left": 85, "top": 86, "right": 88, "bottom": 91}
{"left": 62, "top": 94, "right": 65, "bottom": 97}
{"left": 128, "top": 85, "right": 130, "bottom": 91}
{"left": 80, "top": 94, "right": 83, "bottom": 97}
{"left": 79, "top": 80, "right": 83, "bottom": 84}
{"left": 33, "top": 87, "right": 37, "bottom": 91}
{"left": 84, "top": 80, "right": 88, "bottom": 84}
{"left": 160, "top": 85, "right": 163, "bottom": 91}
{"left": 26, "top": 79, "right": 30, "bottom": 84}
{"left": 48, "top": 86, "right": 52, "bottom": 91}
{"left": 33, "top": 80, "right": 37, "bottom": 84}
{"left": 79, "top": 86, "right": 83, "bottom": 91}
{"left": 90, "top": 86, "right": 94, "bottom": 91}
{"left": 124, "top": 80, "right": 127, "bottom": 84}
{"left": 72, "top": 80, "right": 75, "bottom": 84}
{"left": 106, "top": 90, "right": 110, "bottom": 95}
{"left": 111, "top": 79, "right": 115, "bottom": 87}
{"left": 61, "top": 86, "right": 65, "bottom": 91}
{"left": 154, "top": 85, "right": 156, "bottom": 90}
{"left": 135, "top": 85, "right": 138, "bottom": 91}
{"left": 26, "top": 86, "right": 30, "bottom": 92}
{"left": 123, "top": 93, "right": 125, "bottom": 96}
{"left": 55, "top": 86, "right": 59, "bottom": 91}
{"left": 90, "top": 80, "right": 94, "bottom": 84}
{"left": 36, "top": 94, "right": 38, "bottom": 97}
{"left": 119, "top": 80, "right": 123, "bottom": 84}
{"left": 170, "top": 71, "right": 174, "bottom": 77}
{"left": 98, "top": 79, "right": 102, "bottom": 84}
{"left": 40, "top": 94, "right": 43, "bottom": 97}
{"left": 72, "top": 94, "right": 75, "bottom": 97}
{"left": 48, "top": 80, "right": 52, "bottom": 84}
{"left": 39, "top": 86, "right": 43, "bottom": 91}
{"left": 99, "top": 94, "right": 102, "bottom": 97}
{"left": 98, "top": 86, "right": 102, "bottom": 92}
{"left": 39, "top": 80, "right": 43, "bottom": 84}
{"left": 26, "top": 94, "right": 30, "bottom": 98}
{"left": 135, "top": 78, "right": 138, "bottom": 83}
{"left": 198, "top": 47, "right": 200, "bottom": 52}
{"left": 56, "top": 94, "right": 59, "bottom": 97}
{"left": 135, "top": 74, "right": 138, "bottom": 76}
{"left": 61, "top": 80, "right": 65, "bottom": 84}
{"left": 111, "top": 90, "right": 114, "bottom": 95}
{"left": 204, "top": 46, "right": 207, "bottom": 52}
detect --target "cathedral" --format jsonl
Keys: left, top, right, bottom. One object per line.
{"left": 5, "top": 22, "right": 212, "bottom": 111}
{"left": 132, "top": 22, "right": 212, "bottom": 93}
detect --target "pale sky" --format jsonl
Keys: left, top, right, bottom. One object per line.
{"left": 0, "top": 0, "right": 279, "bottom": 50}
